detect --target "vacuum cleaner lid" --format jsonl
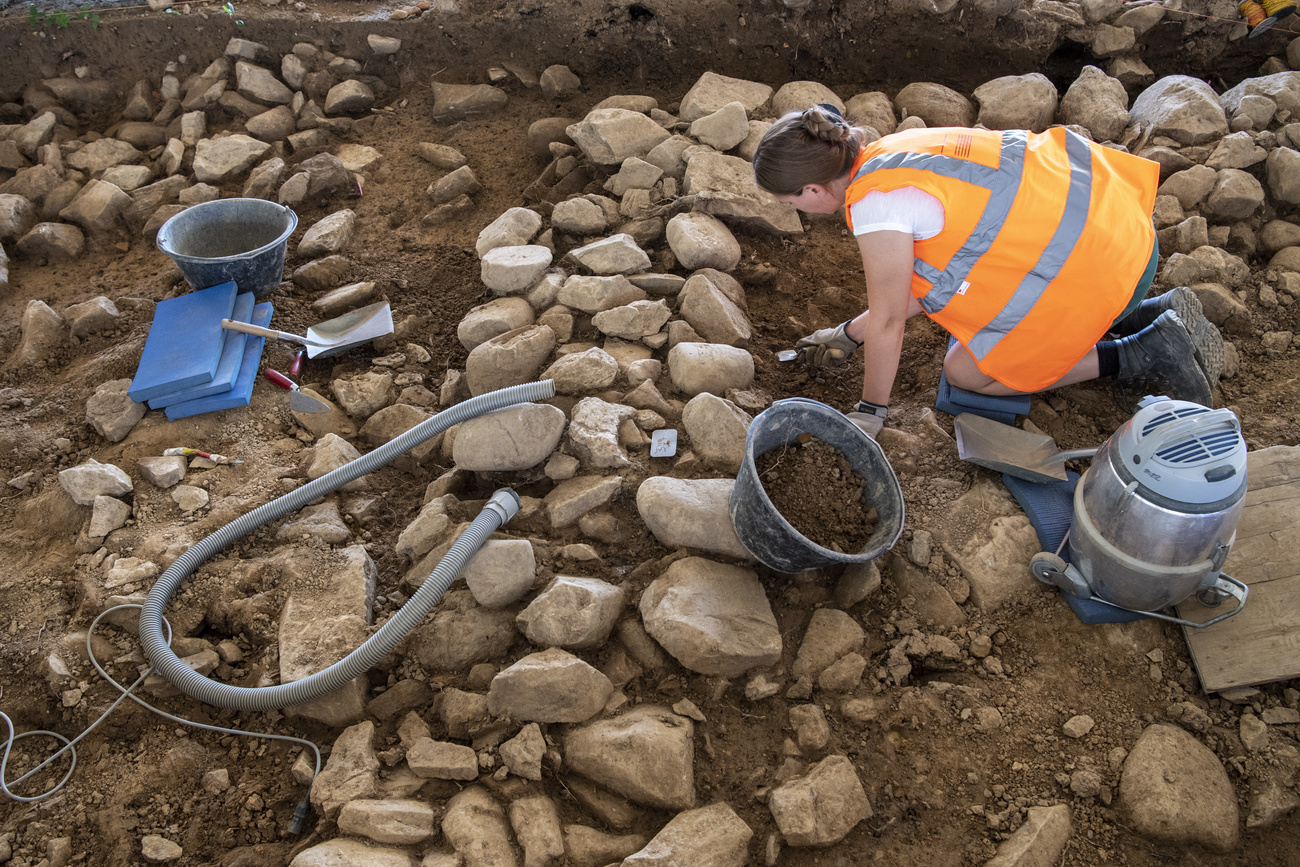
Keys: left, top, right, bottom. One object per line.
{"left": 1115, "top": 396, "right": 1247, "bottom": 505}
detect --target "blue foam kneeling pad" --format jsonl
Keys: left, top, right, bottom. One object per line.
{"left": 164, "top": 302, "right": 272, "bottom": 421}
{"left": 934, "top": 336, "right": 1031, "bottom": 425}
{"left": 1000, "top": 471, "right": 1149, "bottom": 625}
{"left": 128, "top": 281, "right": 239, "bottom": 402}
{"left": 146, "top": 292, "right": 255, "bottom": 409}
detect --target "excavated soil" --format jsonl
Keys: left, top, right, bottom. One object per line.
{"left": 755, "top": 437, "right": 877, "bottom": 553}
{"left": 0, "top": 2, "right": 1299, "bottom": 866}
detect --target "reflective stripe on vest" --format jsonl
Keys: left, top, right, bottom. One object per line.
{"left": 849, "top": 128, "right": 1095, "bottom": 362}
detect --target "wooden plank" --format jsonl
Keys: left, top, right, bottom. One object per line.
{"left": 1181, "top": 446, "right": 1300, "bottom": 693}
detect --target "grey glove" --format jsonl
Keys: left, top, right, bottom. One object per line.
{"left": 796, "top": 319, "right": 862, "bottom": 367}
{"left": 846, "top": 400, "right": 887, "bottom": 440}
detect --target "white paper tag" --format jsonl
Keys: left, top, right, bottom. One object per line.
{"left": 650, "top": 429, "right": 678, "bottom": 458}
{"left": 957, "top": 280, "right": 970, "bottom": 296}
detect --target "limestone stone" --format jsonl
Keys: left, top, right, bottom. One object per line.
{"left": 545, "top": 474, "right": 622, "bottom": 528}
{"left": 564, "top": 826, "right": 647, "bottom": 867}
{"left": 276, "top": 502, "right": 352, "bottom": 545}
{"left": 1221, "top": 71, "right": 1300, "bottom": 124}
{"left": 508, "top": 795, "right": 565, "bottom": 867}
{"left": 1205, "top": 169, "right": 1264, "bottom": 221}
{"left": 141, "top": 836, "right": 183, "bottom": 863}
{"left": 666, "top": 212, "right": 742, "bottom": 272}
{"left": 407, "top": 739, "right": 479, "bottom": 781}
{"left": 431, "top": 81, "right": 508, "bottom": 121}
{"left": 442, "top": 787, "right": 515, "bottom": 866}
{"left": 500, "top": 723, "right": 546, "bottom": 780}
{"left": 1119, "top": 723, "right": 1239, "bottom": 852}
{"left": 280, "top": 545, "right": 375, "bottom": 725}
{"left": 974, "top": 73, "right": 1058, "bottom": 132}
{"left": 59, "top": 458, "right": 131, "bottom": 506}
{"left": 635, "top": 477, "right": 751, "bottom": 560}
{"left": 540, "top": 347, "right": 620, "bottom": 394}
{"left": 792, "top": 608, "right": 865, "bottom": 681}
{"left": 0, "top": 195, "right": 35, "bottom": 243}
{"left": 299, "top": 208, "right": 356, "bottom": 258}
{"left": 895, "top": 81, "right": 975, "bottom": 127}
{"left": 1060, "top": 66, "right": 1130, "bottom": 142}
{"left": 681, "top": 150, "right": 802, "bottom": 235}
{"left": 557, "top": 274, "right": 647, "bottom": 314}
{"left": 937, "top": 480, "right": 1042, "bottom": 610}
{"left": 552, "top": 198, "right": 607, "bottom": 235}
{"left": 87, "top": 495, "right": 131, "bottom": 538}
{"left": 769, "top": 755, "right": 871, "bottom": 846}
{"left": 487, "top": 648, "right": 613, "bottom": 723}
{"left": 193, "top": 135, "right": 272, "bottom": 183}
{"left": 641, "top": 556, "right": 780, "bottom": 677}
{"left": 1205, "top": 132, "right": 1267, "bottom": 170}
{"left": 565, "top": 705, "right": 695, "bottom": 809}
{"left": 337, "top": 799, "right": 437, "bottom": 845}
{"left": 59, "top": 180, "right": 131, "bottom": 235}
{"left": 477, "top": 207, "right": 543, "bottom": 257}
{"left": 465, "top": 325, "right": 556, "bottom": 396}
{"left": 569, "top": 234, "right": 651, "bottom": 276}
{"left": 408, "top": 589, "right": 517, "bottom": 671}
{"left": 681, "top": 392, "right": 750, "bottom": 471}
{"left": 679, "top": 72, "right": 773, "bottom": 123}
{"left": 85, "top": 378, "right": 145, "bottom": 443}
{"left": 481, "top": 245, "right": 553, "bottom": 294}
{"left": 326, "top": 81, "right": 376, "bottom": 115}
{"left": 566, "top": 108, "right": 671, "bottom": 166}
{"left": 589, "top": 300, "right": 669, "bottom": 342}
{"left": 137, "top": 457, "right": 187, "bottom": 488}
{"left": 1130, "top": 75, "right": 1230, "bottom": 145}
{"left": 417, "top": 142, "right": 468, "bottom": 171}
{"left": 236, "top": 61, "right": 292, "bottom": 104}
{"left": 66, "top": 138, "right": 143, "bottom": 176}
{"left": 688, "top": 101, "right": 750, "bottom": 151}
{"left": 245, "top": 105, "right": 297, "bottom": 142}
{"left": 985, "top": 804, "right": 1072, "bottom": 867}
{"left": 517, "top": 575, "right": 624, "bottom": 649}
{"left": 332, "top": 371, "right": 394, "bottom": 419}
{"left": 668, "top": 342, "right": 754, "bottom": 396}
{"left": 452, "top": 402, "right": 566, "bottom": 471}
{"left": 310, "top": 721, "right": 382, "bottom": 819}
{"left": 16, "top": 222, "right": 84, "bottom": 263}
{"left": 1266, "top": 147, "right": 1300, "bottom": 206}
{"left": 568, "top": 397, "right": 636, "bottom": 468}
{"left": 1159, "top": 164, "right": 1218, "bottom": 210}
{"left": 623, "top": 802, "right": 752, "bottom": 866}
{"left": 289, "top": 840, "right": 412, "bottom": 867}
{"left": 458, "top": 297, "right": 536, "bottom": 351}
{"left": 605, "top": 157, "right": 664, "bottom": 197}
{"left": 65, "top": 296, "right": 118, "bottom": 340}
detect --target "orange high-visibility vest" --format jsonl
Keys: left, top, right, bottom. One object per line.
{"left": 844, "top": 127, "right": 1159, "bottom": 392}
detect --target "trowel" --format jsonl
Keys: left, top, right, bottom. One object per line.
{"left": 954, "top": 413, "right": 1099, "bottom": 483}
{"left": 264, "top": 369, "right": 329, "bottom": 413}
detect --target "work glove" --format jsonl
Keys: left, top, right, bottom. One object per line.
{"left": 846, "top": 400, "right": 887, "bottom": 440}
{"left": 796, "top": 320, "right": 862, "bottom": 367}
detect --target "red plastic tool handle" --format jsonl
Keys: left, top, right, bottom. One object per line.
{"left": 264, "top": 369, "right": 296, "bottom": 391}
{"left": 288, "top": 350, "right": 305, "bottom": 378}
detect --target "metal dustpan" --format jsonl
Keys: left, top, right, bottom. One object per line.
{"left": 954, "top": 413, "right": 1098, "bottom": 483}
{"left": 222, "top": 301, "right": 394, "bottom": 358}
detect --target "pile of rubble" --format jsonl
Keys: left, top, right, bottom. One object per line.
{"left": 2, "top": 12, "right": 1300, "bottom": 866}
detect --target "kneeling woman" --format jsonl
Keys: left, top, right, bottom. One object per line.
{"left": 752, "top": 105, "right": 1223, "bottom": 437}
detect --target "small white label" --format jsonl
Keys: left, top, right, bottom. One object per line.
{"left": 650, "top": 429, "right": 678, "bottom": 458}
{"left": 957, "top": 281, "right": 970, "bottom": 296}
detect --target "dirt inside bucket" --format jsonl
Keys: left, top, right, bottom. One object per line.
{"left": 754, "top": 436, "right": 879, "bottom": 554}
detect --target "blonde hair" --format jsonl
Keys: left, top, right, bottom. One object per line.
{"left": 753, "top": 106, "right": 865, "bottom": 196}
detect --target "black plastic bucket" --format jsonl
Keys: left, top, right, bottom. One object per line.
{"left": 156, "top": 198, "right": 298, "bottom": 298}
{"left": 730, "top": 397, "right": 904, "bottom": 573}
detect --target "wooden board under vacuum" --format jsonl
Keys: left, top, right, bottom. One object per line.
{"left": 1181, "top": 446, "right": 1300, "bottom": 693}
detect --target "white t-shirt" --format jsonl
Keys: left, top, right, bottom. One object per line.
{"left": 848, "top": 186, "right": 945, "bottom": 240}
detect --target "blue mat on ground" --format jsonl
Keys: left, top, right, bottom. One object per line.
{"left": 934, "top": 336, "right": 1031, "bottom": 425}
{"left": 1000, "top": 471, "right": 1149, "bottom": 625}
{"left": 146, "top": 292, "right": 255, "bottom": 409}
{"left": 164, "top": 302, "right": 272, "bottom": 421}
{"left": 128, "top": 281, "right": 239, "bottom": 402}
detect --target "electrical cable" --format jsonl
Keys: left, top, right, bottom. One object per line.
{"left": 1, "top": 605, "right": 321, "bottom": 830}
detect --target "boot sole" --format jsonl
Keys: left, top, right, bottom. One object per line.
{"left": 1165, "top": 287, "right": 1223, "bottom": 385}
{"left": 1159, "top": 313, "right": 1214, "bottom": 407}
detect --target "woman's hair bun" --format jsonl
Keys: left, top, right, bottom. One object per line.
{"left": 801, "top": 105, "right": 851, "bottom": 144}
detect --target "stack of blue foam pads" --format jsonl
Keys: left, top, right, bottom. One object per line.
{"left": 934, "top": 338, "right": 1030, "bottom": 425}
{"left": 127, "top": 281, "right": 273, "bottom": 421}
